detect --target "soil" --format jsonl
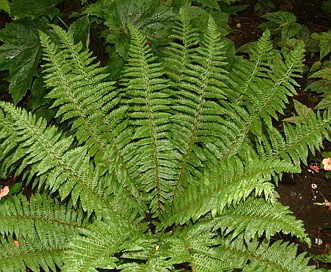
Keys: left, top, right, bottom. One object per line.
{"left": 1, "top": 0, "right": 331, "bottom": 270}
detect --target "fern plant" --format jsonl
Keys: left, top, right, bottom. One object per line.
{"left": 306, "top": 61, "right": 331, "bottom": 110}
{"left": 0, "top": 7, "right": 330, "bottom": 271}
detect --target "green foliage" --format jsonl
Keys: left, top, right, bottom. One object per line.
{"left": 306, "top": 62, "right": 331, "bottom": 109}
{"left": 0, "top": 194, "right": 85, "bottom": 272}
{"left": 254, "top": 0, "right": 275, "bottom": 13}
{"left": 0, "top": 20, "right": 43, "bottom": 103}
{"left": 0, "top": 0, "right": 9, "bottom": 13}
{"left": 7, "top": 0, "right": 62, "bottom": 19}
{"left": 0, "top": 7, "right": 329, "bottom": 271}
{"left": 322, "top": 0, "right": 331, "bottom": 18}
{"left": 312, "top": 30, "right": 331, "bottom": 60}
{"left": 83, "top": 0, "right": 176, "bottom": 59}
{"left": 260, "top": 11, "right": 302, "bottom": 41}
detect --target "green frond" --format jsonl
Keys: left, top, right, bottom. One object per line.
{"left": 229, "top": 29, "right": 275, "bottom": 103}
{"left": 0, "top": 194, "right": 86, "bottom": 272}
{"left": 39, "top": 27, "right": 118, "bottom": 163}
{"left": 0, "top": 230, "right": 67, "bottom": 272}
{"left": 216, "top": 33, "right": 305, "bottom": 168}
{"left": 201, "top": 234, "right": 318, "bottom": 271}
{"left": 165, "top": 15, "right": 230, "bottom": 204}
{"left": 119, "top": 260, "right": 173, "bottom": 272}
{"left": 163, "top": 7, "right": 200, "bottom": 84}
{"left": 0, "top": 101, "right": 74, "bottom": 182}
{"left": 63, "top": 218, "right": 145, "bottom": 272}
{"left": 146, "top": 223, "right": 316, "bottom": 272}
{"left": 213, "top": 197, "right": 310, "bottom": 245}
{"left": 180, "top": 224, "right": 315, "bottom": 271}
{"left": 39, "top": 27, "right": 146, "bottom": 217}
{"left": 119, "top": 239, "right": 176, "bottom": 271}
{"left": 120, "top": 24, "right": 176, "bottom": 215}
{"left": 0, "top": 194, "right": 86, "bottom": 240}
{"left": 259, "top": 106, "right": 331, "bottom": 167}
{"left": 235, "top": 31, "right": 304, "bottom": 136}
{"left": 172, "top": 225, "right": 233, "bottom": 272}
{"left": 163, "top": 154, "right": 296, "bottom": 227}
{"left": 243, "top": 239, "right": 317, "bottom": 271}
{"left": 0, "top": 102, "right": 140, "bottom": 221}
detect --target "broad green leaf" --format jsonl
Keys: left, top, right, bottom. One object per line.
{"left": 168, "top": 0, "right": 190, "bottom": 11}
{"left": 9, "top": 0, "right": 62, "bottom": 19}
{"left": 82, "top": 0, "right": 114, "bottom": 19}
{"left": 312, "top": 31, "right": 331, "bottom": 60}
{"left": 0, "top": 20, "right": 42, "bottom": 103}
{"left": 195, "top": 0, "right": 220, "bottom": 10}
{"left": 104, "top": 0, "right": 176, "bottom": 58}
{"left": 260, "top": 11, "right": 302, "bottom": 41}
{"left": 68, "top": 16, "right": 91, "bottom": 50}
{"left": 0, "top": 0, "right": 10, "bottom": 13}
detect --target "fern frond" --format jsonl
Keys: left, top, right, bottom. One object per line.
{"left": 0, "top": 102, "right": 74, "bottom": 181}
{"left": 229, "top": 29, "right": 274, "bottom": 103}
{"left": 217, "top": 33, "right": 305, "bottom": 167}
{"left": 240, "top": 32, "right": 303, "bottom": 134}
{"left": 0, "top": 230, "right": 67, "bottom": 272}
{"left": 144, "top": 222, "right": 316, "bottom": 272}
{"left": 165, "top": 15, "right": 229, "bottom": 202}
{"left": 213, "top": 197, "right": 309, "bottom": 245}
{"left": 243, "top": 239, "right": 317, "bottom": 271}
{"left": 163, "top": 7, "right": 200, "bottom": 84}
{"left": 199, "top": 234, "right": 318, "bottom": 271}
{"left": 167, "top": 223, "right": 245, "bottom": 271}
{"left": 0, "top": 194, "right": 86, "bottom": 272}
{"left": 63, "top": 218, "right": 149, "bottom": 272}
{"left": 120, "top": 24, "right": 176, "bottom": 215}
{"left": 0, "top": 102, "right": 141, "bottom": 221}
{"left": 39, "top": 27, "right": 146, "bottom": 217}
{"left": 39, "top": 27, "right": 117, "bottom": 161}
{"left": 0, "top": 194, "right": 86, "bottom": 240}
{"left": 258, "top": 105, "right": 331, "bottom": 167}
{"left": 163, "top": 153, "right": 296, "bottom": 227}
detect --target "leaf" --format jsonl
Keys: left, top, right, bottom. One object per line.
{"left": 68, "top": 16, "right": 91, "bottom": 50}
{"left": 195, "top": 0, "right": 220, "bottom": 10}
{"left": 260, "top": 11, "right": 302, "bottom": 41}
{"left": 103, "top": 0, "right": 176, "bottom": 58}
{"left": 284, "top": 100, "right": 314, "bottom": 123}
{"left": 0, "top": 0, "right": 10, "bottom": 13}
{"left": 312, "top": 31, "right": 331, "bottom": 60}
{"left": 0, "top": 19, "right": 42, "bottom": 103}
{"left": 9, "top": 0, "right": 62, "bottom": 19}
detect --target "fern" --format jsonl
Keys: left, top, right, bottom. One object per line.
{"left": 0, "top": 194, "right": 84, "bottom": 271}
{"left": 119, "top": 24, "right": 176, "bottom": 216}
{"left": 164, "top": 12, "right": 230, "bottom": 199}
{"left": 0, "top": 7, "right": 328, "bottom": 271}
{"left": 306, "top": 63, "right": 331, "bottom": 109}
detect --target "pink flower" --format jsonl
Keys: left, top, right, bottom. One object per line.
{"left": 322, "top": 157, "right": 331, "bottom": 171}
{"left": 0, "top": 186, "right": 9, "bottom": 199}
